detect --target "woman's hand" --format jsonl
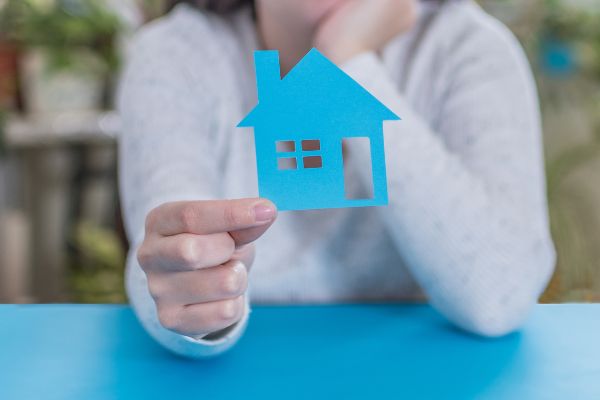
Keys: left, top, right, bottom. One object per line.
{"left": 137, "top": 198, "right": 277, "bottom": 338}
{"left": 314, "top": 0, "right": 417, "bottom": 64}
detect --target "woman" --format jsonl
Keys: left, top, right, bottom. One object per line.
{"left": 118, "top": 0, "right": 556, "bottom": 358}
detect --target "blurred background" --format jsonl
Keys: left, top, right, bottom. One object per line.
{"left": 0, "top": 0, "right": 598, "bottom": 304}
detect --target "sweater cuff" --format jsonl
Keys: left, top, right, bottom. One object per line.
{"left": 340, "top": 51, "right": 392, "bottom": 97}
{"left": 340, "top": 51, "right": 418, "bottom": 120}
{"left": 126, "top": 251, "right": 249, "bottom": 358}
{"left": 150, "top": 310, "right": 249, "bottom": 359}
{"left": 184, "top": 296, "right": 250, "bottom": 350}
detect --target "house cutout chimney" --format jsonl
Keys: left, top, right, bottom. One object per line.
{"left": 255, "top": 51, "right": 281, "bottom": 101}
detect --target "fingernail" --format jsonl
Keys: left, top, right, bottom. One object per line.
{"left": 253, "top": 203, "right": 276, "bottom": 223}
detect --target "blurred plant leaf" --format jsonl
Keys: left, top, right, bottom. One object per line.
{"left": 69, "top": 221, "right": 126, "bottom": 303}
{"left": 0, "top": 0, "right": 123, "bottom": 72}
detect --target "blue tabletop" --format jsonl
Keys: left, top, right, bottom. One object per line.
{"left": 0, "top": 304, "right": 598, "bottom": 399}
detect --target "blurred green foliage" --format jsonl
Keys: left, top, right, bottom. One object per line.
{"left": 0, "top": 0, "right": 122, "bottom": 72}
{"left": 540, "top": 0, "right": 600, "bottom": 78}
{"left": 518, "top": 1, "right": 600, "bottom": 302}
{"left": 69, "top": 221, "right": 126, "bottom": 303}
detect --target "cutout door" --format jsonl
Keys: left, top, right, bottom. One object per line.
{"left": 343, "top": 137, "right": 374, "bottom": 200}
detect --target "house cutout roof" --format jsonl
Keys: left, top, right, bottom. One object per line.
{"left": 238, "top": 48, "right": 400, "bottom": 130}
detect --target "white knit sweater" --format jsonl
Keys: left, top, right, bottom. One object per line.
{"left": 118, "top": 1, "right": 556, "bottom": 358}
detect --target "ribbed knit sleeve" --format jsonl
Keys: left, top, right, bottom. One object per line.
{"left": 340, "top": 11, "right": 555, "bottom": 336}
{"left": 118, "top": 17, "right": 248, "bottom": 358}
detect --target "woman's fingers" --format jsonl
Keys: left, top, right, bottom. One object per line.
{"left": 138, "top": 198, "right": 276, "bottom": 337}
{"left": 147, "top": 260, "right": 248, "bottom": 305}
{"left": 229, "top": 221, "right": 277, "bottom": 248}
{"left": 156, "top": 295, "right": 246, "bottom": 338}
{"left": 231, "top": 244, "right": 255, "bottom": 272}
{"left": 138, "top": 232, "right": 235, "bottom": 272}
{"left": 146, "top": 198, "right": 277, "bottom": 236}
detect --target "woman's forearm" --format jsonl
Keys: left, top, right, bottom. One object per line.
{"left": 341, "top": 48, "right": 555, "bottom": 336}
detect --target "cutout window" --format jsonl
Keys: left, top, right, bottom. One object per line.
{"left": 276, "top": 140, "right": 295, "bottom": 152}
{"left": 303, "top": 156, "right": 322, "bottom": 168}
{"left": 276, "top": 139, "right": 323, "bottom": 170}
{"left": 301, "top": 140, "right": 320, "bottom": 151}
{"left": 277, "top": 157, "right": 297, "bottom": 170}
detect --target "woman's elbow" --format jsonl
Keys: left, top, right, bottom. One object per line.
{"left": 458, "top": 299, "right": 535, "bottom": 338}
{"left": 455, "top": 240, "right": 556, "bottom": 338}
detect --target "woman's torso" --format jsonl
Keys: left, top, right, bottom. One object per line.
{"left": 137, "top": 1, "right": 484, "bottom": 302}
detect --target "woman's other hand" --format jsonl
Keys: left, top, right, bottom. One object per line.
{"left": 315, "top": 0, "right": 417, "bottom": 64}
{"left": 137, "top": 199, "right": 277, "bottom": 338}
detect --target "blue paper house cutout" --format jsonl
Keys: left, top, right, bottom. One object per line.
{"left": 238, "top": 48, "right": 400, "bottom": 211}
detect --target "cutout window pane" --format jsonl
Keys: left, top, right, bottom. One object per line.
{"left": 303, "top": 156, "right": 322, "bottom": 169}
{"left": 301, "top": 140, "right": 320, "bottom": 151}
{"left": 276, "top": 140, "right": 295, "bottom": 153}
{"left": 278, "top": 157, "right": 297, "bottom": 170}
